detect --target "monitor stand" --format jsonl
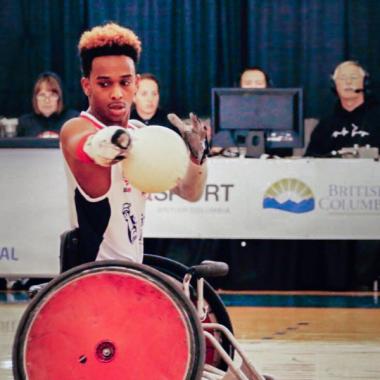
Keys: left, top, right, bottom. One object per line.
{"left": 245, "top": 130, "right": 265, "bottom": 158}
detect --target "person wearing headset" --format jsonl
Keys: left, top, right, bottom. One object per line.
{"left": 239, "top": 66, "right": 293, "bottom": 157}
{"left": 211, "top": 66, "right": 273, "bottom": 156}
{"left": 305, "top": 60, "right": 380, "bottom": 157}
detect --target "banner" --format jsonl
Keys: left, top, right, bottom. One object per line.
{"left": 145, "top": 157, "right": 380, "bottom": 239}
{"left": 1, "top": 148, "right": 379, "bottom": 276}
{"left": 0, "top": 149, "right": 68, "bottom": 276}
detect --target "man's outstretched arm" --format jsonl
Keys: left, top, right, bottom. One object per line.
{"left": 168, "top": 113, "right": 209, "bottom": 202}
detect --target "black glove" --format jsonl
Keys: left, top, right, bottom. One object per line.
{"left": 167, "top": 112, "right": 210, "bottom": 165}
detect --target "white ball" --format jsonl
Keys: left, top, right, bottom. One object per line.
{"left": 122, "top": 125, "right": 189, "bottom": 193}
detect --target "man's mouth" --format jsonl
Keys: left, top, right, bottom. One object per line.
{"left": 108, "top": 102, "right": 127, "bottom": 116}
{"left": 109, "top": 102, "right": 126, "bottom": 110}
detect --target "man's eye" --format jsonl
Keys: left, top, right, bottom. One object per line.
{"left": 98, "top": 82, "right": 109, "bottom": 87}
{"left": 121, "top": 79, "right": 132, "bottom": 86}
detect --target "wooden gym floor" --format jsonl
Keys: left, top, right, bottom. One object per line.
{"left": 1, "top": 291, "right": 380, "bottom": 379}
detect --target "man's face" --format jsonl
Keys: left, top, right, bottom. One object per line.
{"left": 81, "top": 55, "right": 138, "bottom": 126}
{"left": 334, "top": 64, "right": 365, "bottom": 100}
{"left": 240, "top": 70, "right": 267, "bottom": 88}
{"left": 133, "top": 78, "right": 160, "bottom": 118}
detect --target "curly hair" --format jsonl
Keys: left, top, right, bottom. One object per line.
{"left": 78, "top": 22, "right": 142, "bottom": 77}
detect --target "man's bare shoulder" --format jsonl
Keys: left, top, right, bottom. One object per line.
{"left": 61, "top": 116, "right": 94, "bottom": 135}
{"left": 61, "top": 116, "right": 98, "bottom": 145}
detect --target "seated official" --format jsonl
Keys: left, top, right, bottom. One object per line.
{"left": 239, "top": 66, "right": 270, "bottom": 89}
{"left": 130, "top": 73, "right": 177, "bottom": 133}
{"left": 211, "top": 66, "right": 272, "bottom": 156}
{"left": 18, "top": 71, "right": 79, "bottom": 138}
{"left": 305, "top": 61, "right": 380, "bottom": 157}
{"left": 212, "top": 66, "right": 292, "bottom": 157}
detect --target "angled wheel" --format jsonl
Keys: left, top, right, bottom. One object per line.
{"left": 13, "top": 260, "right": 205, "bottom": 380}
{"left": 143, "top": 254, "right": 234, "bottom": 370}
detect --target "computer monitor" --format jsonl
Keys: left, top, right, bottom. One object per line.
{"left": 211, "top": 88, "right": 304, "bottom": 155}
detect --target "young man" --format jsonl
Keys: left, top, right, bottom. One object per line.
{"left": 60, "top": 23, "right": 208, "bottom": 265}
{"left": 305, "top": 61, "right": 380, "bottom": 157}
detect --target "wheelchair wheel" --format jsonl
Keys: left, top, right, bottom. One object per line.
{"left": 143, "top": 254, "right": 234, "bottom": 370}
{"left": 13, "top": 260, "right": 205, "bottom": 380}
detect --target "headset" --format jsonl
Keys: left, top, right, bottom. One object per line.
{"left": 330, "top": 60, "right": 370, "bottom": 95}
{"left": 238, "top": 66, "right": 273, "bottom": 88}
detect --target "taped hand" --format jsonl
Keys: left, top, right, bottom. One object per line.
{"left": 84, "top": 126, "right": 131, "bottom": 167}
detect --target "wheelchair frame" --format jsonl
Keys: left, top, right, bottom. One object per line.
{"left": 13, "top": 230, "right": 275, "bottom": 379}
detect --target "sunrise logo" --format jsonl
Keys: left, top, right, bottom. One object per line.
{"left": 263, "top": 178, "right": 315, "bottom": 213}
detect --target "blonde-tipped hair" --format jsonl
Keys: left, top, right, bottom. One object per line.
{"left": 78, "top": 22, "right": 142, "bottom": 76}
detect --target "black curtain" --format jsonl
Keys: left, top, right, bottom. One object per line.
{"left": 245, "top": 0, "right": 347, "bottom": 117}
{"left": 0, "top": 0, "right": 86, "bottom": 116}
{"left": 86, "top": 0, "right": 245, "bottom": 116}
{"left": 2, "top": 0, "right": 380, "bottom": 118}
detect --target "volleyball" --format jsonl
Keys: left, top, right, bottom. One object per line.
{"left": 122, "top": 125, "right": 189, "bottom": 193}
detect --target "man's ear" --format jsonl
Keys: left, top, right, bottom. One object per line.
{"left": 81, "top": 77, "right": 91, "bottom": 96}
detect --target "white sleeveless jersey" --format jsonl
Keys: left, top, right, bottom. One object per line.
{"left": 64, "top": 111, "right": 146, "bottom": 263}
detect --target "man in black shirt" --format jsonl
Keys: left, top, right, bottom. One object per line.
{"left": 305, "top": 61, "right": 380, "bottom": 157}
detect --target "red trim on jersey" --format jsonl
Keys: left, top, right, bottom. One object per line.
{"left": 76, "top": 132, "right": 95, "bottom": 163}
{"left": 80, "top": 113, "right": 104, "bottom": 130}
{"left": 80, "top": 111, "right": 135, "bottom": 130}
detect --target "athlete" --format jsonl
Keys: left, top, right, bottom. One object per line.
{"left": 60, "top": 22, "right": 208, "bottom": 266}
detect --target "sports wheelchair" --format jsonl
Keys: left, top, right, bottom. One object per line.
{"left": 12, "top": 230, "right": 274, "bottom": 379}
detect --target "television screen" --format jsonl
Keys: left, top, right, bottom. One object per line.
{"left": 211, "top": 88, "right": 304, "bottom": 150}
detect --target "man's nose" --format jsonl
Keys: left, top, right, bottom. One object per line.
{"left": 111, "top": 85, "right": 123, "bottom": 99}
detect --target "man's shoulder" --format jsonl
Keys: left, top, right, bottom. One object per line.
{"left": 60, "top": 115, "right": 96, "bottom": 138}
{"left": 61, "top": 115, "right": 83, "bottom": 128}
